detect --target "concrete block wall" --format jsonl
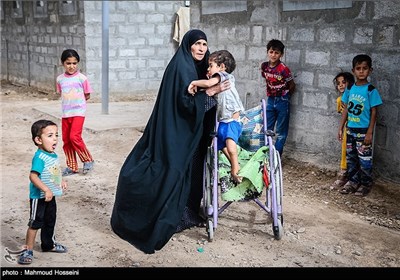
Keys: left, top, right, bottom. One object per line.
{"left": 83, "top": 1, "right": 183, "bottom": 96}
{"left": 1, "top": 1, "right": 183, "bottom": 95}
{"left": 1, "top": 1, "right": 86, "bottom": 92}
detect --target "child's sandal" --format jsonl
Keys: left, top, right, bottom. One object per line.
{"left": 339, "top": 181, "right": 358, "bottom": 194}
{"left": 354, "top": 185, "right": 371, "bottom": 197}
{"left": 47, "top": 243, "right": 68, "bottom": 253}
{"left": 18, "top": 250, "right": 33, "bottom": 265}
{"left": 330, "top": 179, "right": 347, "bottom": 190}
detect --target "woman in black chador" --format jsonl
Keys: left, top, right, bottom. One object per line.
{"left": 111, "top": 29, "right": 227, "bottom": 254}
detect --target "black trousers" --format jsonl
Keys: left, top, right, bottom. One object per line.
{"left": 28, "top": 197, "right": 57, "bottom": 251}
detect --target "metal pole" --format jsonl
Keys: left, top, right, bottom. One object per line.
{"left": 27, "top": 41, "right": 31, "bottom": 86}
{"left": 102, "top": 0, "right": 109, "bottom": 114}
{"left": 6, "top": 39, "right": 9, "bottom": 81}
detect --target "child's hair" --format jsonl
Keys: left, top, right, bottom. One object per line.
{"left": 266, "top": 39, "right": 285, "bottom": 53}
{"left": 209, "top": 50, "right": 236, "bottom": 74}
{"left": 352, "top": 54, "right": 372, "bottom": 68}
{"left": 31, "top": 119, "right": 57, "bottom": 146}
{"left": 61, "top": 49, "right": 80, "bottom": 63}
{"left": 333, "top": 71, "right": 355, "bottom": 89}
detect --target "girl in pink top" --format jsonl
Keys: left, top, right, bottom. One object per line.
{"left": 56, "top": 49, "right": 94, "bottom": 176}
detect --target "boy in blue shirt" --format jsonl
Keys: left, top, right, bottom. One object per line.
{"left": 18, "top": 120, "right": 68, "bottom": 264}
{"left": 338, "top": 54, "right": 383, "bottom": 197}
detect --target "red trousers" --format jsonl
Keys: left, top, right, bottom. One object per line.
{"left": 62, "top": 116, "right": 93, "bottom": 172}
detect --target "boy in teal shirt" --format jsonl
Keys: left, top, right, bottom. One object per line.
{"left": 19, "top": 120, "right": 68, "bottom": 264}
{"left": 338, "top": 54, "right": 383, "bottom": 197}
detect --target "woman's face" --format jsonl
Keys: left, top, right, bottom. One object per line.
{"left": 191, "top": 39, "right": 208, "bottom": 61}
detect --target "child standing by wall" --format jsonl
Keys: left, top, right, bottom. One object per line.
{"left": 330, "top": 72, "right": 355, "bottom": 190}
{"left": 56, "top": 49, "right": 94, "bottom": 176}
{"left": 261, "top": 39, "right": 296, "bottom": 156}
{"left": 18, "top": 120, "right": 68, "bottom": 265}
{"left": 188, "top": 50, "right": 245, "bottom": 183}
{"left": 338, "top": 54, "right": 383, "bottom": 197}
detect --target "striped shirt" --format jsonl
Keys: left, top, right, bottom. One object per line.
{"left": 56, "top": 71, "right": 92, "bottom": 118}
{"left": 29, "top": 149, "right": 63, "bottom": 199}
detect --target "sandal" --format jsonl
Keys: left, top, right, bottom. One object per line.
{"left": 18, "top": 250, "right": 33, "bottom": 265}
{"left": 339, "top": 181, "right": 358, "bottom": 194}
{"left": 354, "top": 185, "right": 371, "bottom": 197}
{"left": 83, "top": 161, "right": 94, "bottom": 175}
{"left": 62, "top": 167, "right": 78, "bottom": 176}
{"left": 330, "top": 179, "right": 347, "bottom": 190}
{"left": 44, "top": 243, "right": 68, "bottom": 253}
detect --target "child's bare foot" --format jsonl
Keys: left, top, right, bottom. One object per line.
{"left": 231, "top": 173, "right": 243, "bottom": 184}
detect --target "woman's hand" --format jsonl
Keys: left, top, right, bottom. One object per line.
{"left": 206, "top": 80, "right": 230, "bottom": 96}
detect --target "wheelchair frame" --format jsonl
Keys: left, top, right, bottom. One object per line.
{"left": 202, "top": 99, "right": 284, "bottom": 241}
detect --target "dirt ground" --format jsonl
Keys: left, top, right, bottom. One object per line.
{"left": 1, "top": 81, "right": 400, "bottom": 270}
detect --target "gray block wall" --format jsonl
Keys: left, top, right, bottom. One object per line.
{"left": 1, "top": 1, "right": 86, "bottom": 92}
{"left": 82, "top": 1, "right": 183, "bottom": 96}
{"left": 1, "top": 1, "right": 399, "bottom": 183}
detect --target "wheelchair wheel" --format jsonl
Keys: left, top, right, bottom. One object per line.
{"left": 202, "top": 147, "right": 212, "bottom": 214}
{"left": 207, "top": 218, "right": 214, "bottom": 242}
{"left": 270, "top": 146, "right": 284, "bottom": 240}
{"left": 273, "top": 149, "right": 283, "bottom": 222}
{"left": 204, "top": 145, "right": 215, "bottom": 242}
{"left": 273, "top": 219, "right": 283, "bottom": 240}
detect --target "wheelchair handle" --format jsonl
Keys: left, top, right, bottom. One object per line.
{"left": 265, "top": 130, "right": 275, "bottom": 137}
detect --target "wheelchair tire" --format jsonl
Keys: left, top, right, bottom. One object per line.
{"left": 207, "top": 219, "right": 214, "bottom": 242}
{"left": 273, "top": 219, "right": 283, "bottom": 240}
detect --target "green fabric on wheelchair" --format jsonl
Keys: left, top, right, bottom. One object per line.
{"left": 218, "top": 145, "right": 269, "bottom": 201}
